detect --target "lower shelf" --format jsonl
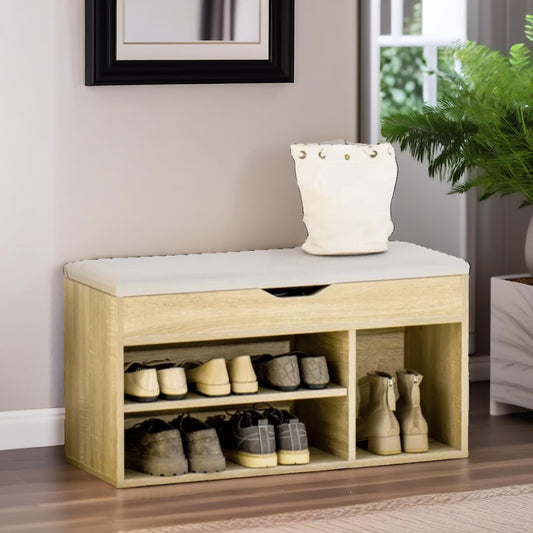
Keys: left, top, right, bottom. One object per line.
{"left": 121, "top": 447, "right": 347, "bottom": 488}
{"left": 355, "top": 439, "right": 468, "bottom": 467}
{"left": 120, "top": 441, "right": 468, "bottom": 488}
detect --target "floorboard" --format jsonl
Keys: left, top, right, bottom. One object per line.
{"left": 1, "top": 383, "right": 532, "bottom": 533}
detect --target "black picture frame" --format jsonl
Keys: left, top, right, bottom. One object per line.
{"left": 85, "top": 0, "right": 294, "bottom": 85}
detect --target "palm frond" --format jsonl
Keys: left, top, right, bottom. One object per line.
{"left": 510, "top": 43, "right": 530, "bottom": 69}
{"left": 380, "top": 15, "right": 533, "bottom": 206}
{"left": 526, "top": 14, "right": 533, "bottom": 41}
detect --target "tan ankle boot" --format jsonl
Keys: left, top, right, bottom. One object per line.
{"left": 365, "top": 372, "right": 401, "bottom": 455}
{"left": 396, "top": 369, "right": 428, "bottom": 453}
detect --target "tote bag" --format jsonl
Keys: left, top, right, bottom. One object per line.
{"left": 291, "top": 141, "right": 397, "bottom": 256}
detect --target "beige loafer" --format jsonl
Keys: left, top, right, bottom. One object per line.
{"left": 143, "top": 360, "right": 188, "bottom": 400}
{"left": 227, "top": 355, "right": 258, "bottom": 394}
{"left": 184, "top": 358, "right": 231, "bottom": 397}
{"left": 124, "top": 362, "right": 160, "bottom": 402}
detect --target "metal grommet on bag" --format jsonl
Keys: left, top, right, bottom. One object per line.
{"left": 299, "top": 151, "right": 307, "bottom": 159}
{"left": 318, "top": 151, "right": 326, "bottom": 159}
{"left": 363, "top": 146, "right": 378, "bottom": 158}
{"left": 345, "top": 154, "right": 350, "bottom": 160}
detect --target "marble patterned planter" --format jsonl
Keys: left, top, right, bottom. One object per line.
{"left": 490, "top": 275, "right": 533, "bottom": 415}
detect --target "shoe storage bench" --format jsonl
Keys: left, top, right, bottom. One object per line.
{"left": 64, "top": 242, "right": 470, "bottom": 488}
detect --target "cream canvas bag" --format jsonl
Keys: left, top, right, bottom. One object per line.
{"left": 291, "top": 141, "right": 397, "bottom": 256}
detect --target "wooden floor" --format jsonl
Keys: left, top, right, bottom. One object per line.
{"left": 1, "top": 382, "right": 532, "bottom": 533}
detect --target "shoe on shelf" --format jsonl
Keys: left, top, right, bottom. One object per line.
{"left": 361, "top": 371, "right": 402, "bottom": 456}
{"left": 170, "top": 413, "right": 226, "bottom": 473}
{"left": 124, "top": 362, "right": 159, "bottom": 402}
{"left": 252, "top": 353, "right": 300, "bottom": 391}
{"left": 124, "top": 418, "right": 188, "bottom": 476}
{"left": 262, "top": 407, "right": 310, "bottom": 465}
{"left": 206, "top": 410, "right": 277, "bottom": 468}
{"left": 293, "top": 351, "right": 330, "bottom": 389}
{"left": 142, "top": 359, "right": 188, "bottom": 400}
{"left": 227, "top": 355, "right": 258, "bottom": 395}
{"left": 396, "top": 369, "right": 429, "bottom": 453}
{"left": 183, "top": 358, "right": 231, "bottom": 397}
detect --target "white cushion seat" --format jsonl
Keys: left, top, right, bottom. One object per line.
{"left": 63, "top": 242, "right": 469, "bottom": 298}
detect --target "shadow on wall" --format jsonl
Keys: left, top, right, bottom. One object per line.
{"left": 228, "top": 145, "right": 307, "bottom": 251}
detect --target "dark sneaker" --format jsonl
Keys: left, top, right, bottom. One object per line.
{"left": 207, "top": 410, "right": 277, "bottom": 468}
{"left": 125, "top": 418, "right": 188, "bottom": 476}
{"left": 263, "top": 407, "right": 310, "bottom": 465}
{"left": 252, "top": 354, "right": 300, "bottom": 391}
{"left": 170, "top": 414, "right": 225, "bottom": 473}
{"left": 294, "top": 351, "right": 330, "bottom": 389}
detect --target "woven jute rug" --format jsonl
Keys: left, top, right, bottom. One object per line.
{"left": 126, "top": 483, "right": 533, "bottom": 533}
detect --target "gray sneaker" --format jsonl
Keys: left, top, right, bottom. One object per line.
{"left": 207, "top": 410, "right": 277, "bottom": 468}
{"left": 125, "top": 418, "right": 188, "bottom": 476}
{"left": 263, "top": 407, "right": 310, "bottom": 465}
{"left": 170, "top": 414, "right": 226, "bottom": 473}
{"left": 252, "top": 354, "right": 300, "bottom": 391}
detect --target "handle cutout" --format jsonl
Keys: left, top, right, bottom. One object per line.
{"left": 262, "top": 285, "right": 329, "bottom": 298}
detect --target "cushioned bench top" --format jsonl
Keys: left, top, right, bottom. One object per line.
{"left": 63, "top": 242, "right": 469, "bottom": 297}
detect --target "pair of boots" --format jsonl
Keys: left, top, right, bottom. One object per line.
{"left": 357, "top": 369, "right": 428, "bottom": 455}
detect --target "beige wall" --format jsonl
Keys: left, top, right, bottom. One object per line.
{"left": 0, "top": 0, "right": 358, "bottom": 410}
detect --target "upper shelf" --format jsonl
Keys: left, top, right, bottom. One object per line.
{"left": 123, "top": 384, "right": 347, "bottom": 414}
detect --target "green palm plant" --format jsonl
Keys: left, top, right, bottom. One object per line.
{"left": 381, "top": 15, "right": 533, "bottom": 206}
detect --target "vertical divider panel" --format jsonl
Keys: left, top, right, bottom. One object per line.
{"left": 348, "top": 329, "right": 356, "bottom": 461}
{"left": 64, "top": 280, "right": 123, "bottom": 487}
{"left": 405, "top": 323, "right": 464, "bottom": 451}
{"left": 293, "top": 331, "right": 354, "bottom": 461}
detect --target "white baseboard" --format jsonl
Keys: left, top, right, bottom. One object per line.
{"left": 0, "top": 357, "right": 491, "bottom": 451}
{"left": 469, "top": 354, "right": 490, "bottom": 382}
{"left": 0, "top": 408, "right": 64, "bottom": 451}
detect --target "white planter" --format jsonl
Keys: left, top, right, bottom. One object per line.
{"left": 490, "top": 275, "right": 533, "bottom": 415}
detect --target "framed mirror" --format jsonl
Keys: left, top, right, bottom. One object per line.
{"left": 86, "top": 0, "right": 294, "bottom": 85}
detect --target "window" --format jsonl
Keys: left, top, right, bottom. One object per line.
{"left": 361, "top": 0, "right": 467, "bottom": 141}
